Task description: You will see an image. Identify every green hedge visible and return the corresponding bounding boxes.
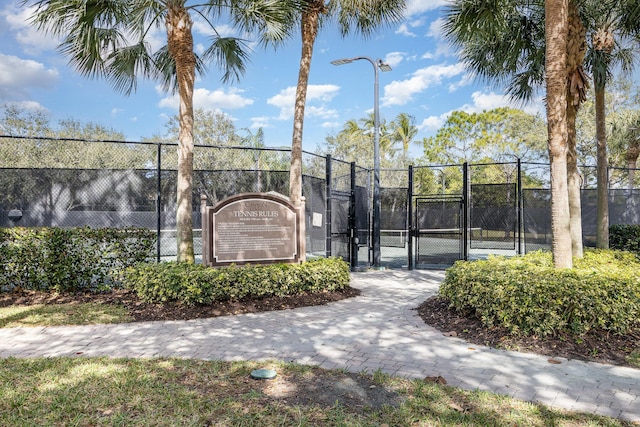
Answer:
[610,224,640,256]
[440,250,640,336]
[0,227,155,292]
[123,257,350,305]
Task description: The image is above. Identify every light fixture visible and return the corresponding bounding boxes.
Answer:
[331,56,392,268]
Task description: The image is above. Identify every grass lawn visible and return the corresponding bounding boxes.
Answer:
[0,302,131,328]
[0,357,634,427]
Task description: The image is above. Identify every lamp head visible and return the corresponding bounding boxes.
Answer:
[331,58,355,66]
[378,60,392,72]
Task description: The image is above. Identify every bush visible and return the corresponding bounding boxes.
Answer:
[439,250,640,336]
[0,227,155,292]
[123,257,350,305]
[610,224,640,256]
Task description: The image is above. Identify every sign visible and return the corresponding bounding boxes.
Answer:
[202,193,304,267]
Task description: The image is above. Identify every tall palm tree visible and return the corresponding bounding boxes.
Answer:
[443,0,577,266]
[545,0,573,268]
[27,0,296,263]
[582,0,640,248]
[288,0,406,208]
[390,112,418,153]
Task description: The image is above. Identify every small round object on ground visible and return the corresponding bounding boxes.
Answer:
[250,368,277,380]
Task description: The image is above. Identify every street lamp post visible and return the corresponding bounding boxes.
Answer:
[331,56,392,268]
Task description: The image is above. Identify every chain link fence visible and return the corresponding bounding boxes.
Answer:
[2,135,639,268]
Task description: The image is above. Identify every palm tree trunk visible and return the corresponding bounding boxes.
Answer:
[566,0,586,258]
[289,4,322,207]
[545,0,572,269]
[167,4,196,263]
[566,103,583,258]
[595,85,609,248]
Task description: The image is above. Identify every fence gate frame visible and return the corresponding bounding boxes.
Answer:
[407,164,469,269]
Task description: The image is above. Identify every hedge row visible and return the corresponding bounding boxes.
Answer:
[1,227,155,292]
[123,257,350,305]
[610,224,640,255]
[440,250,640,336]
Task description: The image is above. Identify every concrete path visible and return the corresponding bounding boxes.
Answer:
[1,269,638,422]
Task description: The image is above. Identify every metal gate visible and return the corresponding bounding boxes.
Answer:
[414,195,465,267]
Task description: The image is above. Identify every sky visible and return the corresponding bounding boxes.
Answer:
[0,0,545,158]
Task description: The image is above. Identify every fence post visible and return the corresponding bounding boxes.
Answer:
[325,154,332,258]
[201,194,208,266]
[156,143,162,263]
[349,162,357,271]
[463,162,469,261]
[517,158,523,254]
[408,165,414,270]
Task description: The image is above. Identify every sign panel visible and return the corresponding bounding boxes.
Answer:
[203,193,302,266]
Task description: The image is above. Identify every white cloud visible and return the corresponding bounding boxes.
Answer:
[448,73,474,92]
[3,4,59,54]
[0,53,59,100]
[306,105,338,119]
[405,0,449,17]
[462,91,544,116]
[321,121,341,129]
[267,84,340,120]
[382,63,466,106]
[384,52,405,68]
[250,116,273,129]
[395,23,416,37]
[193,20,235,38]
[427,17,445,38]
[157,86,254,111]
[417,113,449,132]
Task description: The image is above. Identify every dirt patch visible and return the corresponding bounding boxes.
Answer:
[260,369,404,410]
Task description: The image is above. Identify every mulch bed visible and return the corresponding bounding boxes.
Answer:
[416,296,640,368]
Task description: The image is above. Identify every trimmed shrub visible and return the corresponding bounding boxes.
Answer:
[124,257,350,305]
[610,224,640,256]
[0,227,155,292]
[440,250,640,336]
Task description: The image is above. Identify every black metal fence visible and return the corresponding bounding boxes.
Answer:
[2,135,639,269]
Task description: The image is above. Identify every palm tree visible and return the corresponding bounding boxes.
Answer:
[443,0,575,266]
[390,112,418,153]
[582,0,640,248]
[27,0,296,263]
[610,110,640,190]
[288,0,406,208]
[545,0,573,268]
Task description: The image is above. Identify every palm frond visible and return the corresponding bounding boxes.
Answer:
[152,46,208,93]
[333,0,406,38]
[200,37,251,83]
[104,41,156,95]
[229,0,300,46]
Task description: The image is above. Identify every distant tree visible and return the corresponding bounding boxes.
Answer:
[0,105,144,169]
[581,0,640,248]
[420,108,547,167]
[389,112,418,153]
[0,104,51,136]
[321,112,415,169]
